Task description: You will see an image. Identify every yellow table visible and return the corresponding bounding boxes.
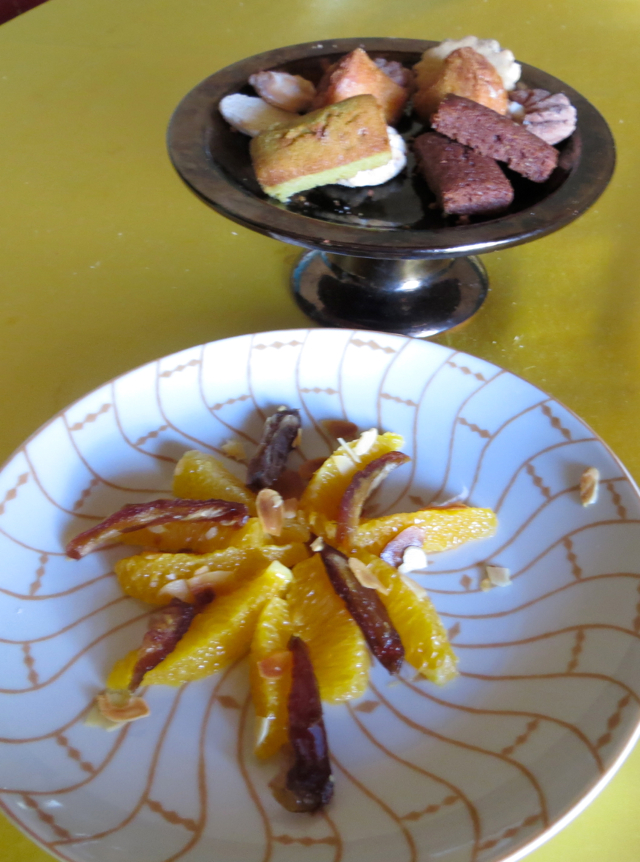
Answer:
[1,0,639,859]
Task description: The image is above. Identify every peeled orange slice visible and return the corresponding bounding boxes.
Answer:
[139,561,293,685]
[106,649,138,691]
[115,543,308,605]
[300,431,404,532]
[228,515,311,548]
[358,551,457,684]
[173,450,256,513]
[250,597,292,759]
[118,521,238,554]
[351,506,497,556]
[288,555,369,703]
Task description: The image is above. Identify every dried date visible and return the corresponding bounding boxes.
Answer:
[66,498,249,559]
[247,408,301,491]
[320,543,404,674]
[129,597,210,690]
[336,451,410,547]
[271,635,334,812]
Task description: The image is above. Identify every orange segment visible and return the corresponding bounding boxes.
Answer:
[173,450,256,514]
[228,515,311,548]
[288,555,369,703]
[106,649,138,691]
[115,543,309,605]
[142,561,293,685]
[300,431,404,533]
[119,521,238,554]
[350,507,497,556]
[250,597,292,759]
[359,552,458,684]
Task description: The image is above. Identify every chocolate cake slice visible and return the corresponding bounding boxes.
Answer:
[431,94,559,182]
[414,132,513,217]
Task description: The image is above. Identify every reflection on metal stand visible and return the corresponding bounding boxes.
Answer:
[292,252,488,337]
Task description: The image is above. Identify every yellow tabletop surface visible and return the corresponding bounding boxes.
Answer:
[1,0,639,859]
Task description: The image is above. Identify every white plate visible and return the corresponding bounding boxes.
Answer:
[2,328,640,862]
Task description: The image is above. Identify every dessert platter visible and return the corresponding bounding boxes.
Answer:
[167,37,615,335]
[1,328,640,862]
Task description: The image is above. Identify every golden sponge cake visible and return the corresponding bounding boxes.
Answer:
[250,94,392,202]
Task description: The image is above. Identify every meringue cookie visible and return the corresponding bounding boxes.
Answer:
[337,126,407,188]
[218,93,294,137]
[415,36,521,92]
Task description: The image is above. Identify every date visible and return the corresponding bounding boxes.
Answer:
[247,408,301,491]
[271,635,334,813]
[336,451,410,548]
[320,543,404,674]
[129,594,213,690]
[66,498,249,559]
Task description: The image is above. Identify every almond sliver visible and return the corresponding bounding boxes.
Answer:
[257,488,284,536]
[580,467,600,506]
[485,565,511,587]
[96,690,150,724]
[348,557,390,594]
[158,579,192,602]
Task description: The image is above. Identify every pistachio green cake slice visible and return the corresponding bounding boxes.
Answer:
[250,94,392,202]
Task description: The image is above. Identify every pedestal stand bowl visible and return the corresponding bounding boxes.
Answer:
[167,38,615,336]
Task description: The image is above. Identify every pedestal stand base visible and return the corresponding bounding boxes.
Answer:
[291,252,488,337]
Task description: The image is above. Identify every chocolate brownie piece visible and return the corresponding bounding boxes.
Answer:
[431,94,559,182]
[414,132,514,217]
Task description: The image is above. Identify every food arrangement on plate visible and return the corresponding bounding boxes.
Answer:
[2,329,639,862]
[218,36,578,220]
[67,409,497,812]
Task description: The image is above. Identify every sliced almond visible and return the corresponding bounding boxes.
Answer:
[352,428,379,458]
[187,570,233,590]
[84,702,122,731]
[333,453,355,474]
[257,650,292,679]
[95,690,150,725]
[400,574,428,601]
[398,546,428,575]
[310,536,325,552]
[322,419,360,442]
[158,579,192,602]
[485,564,511,587]
[348,557,391,594]
[580,467,600,506]
[257,488,284,536]
[220,439,248,462]
[336,441,362,467]
[380,526,425,568]
[480,577,493,592]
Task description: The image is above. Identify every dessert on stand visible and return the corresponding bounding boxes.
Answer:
[167,38,614,336]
